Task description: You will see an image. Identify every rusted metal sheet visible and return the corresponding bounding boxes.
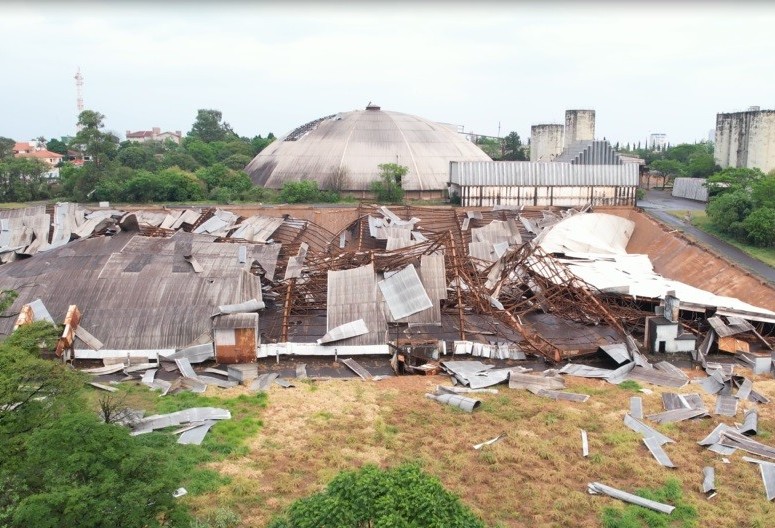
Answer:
[718,336,750,354]
[213,314,257,364]
[55,304,81,357]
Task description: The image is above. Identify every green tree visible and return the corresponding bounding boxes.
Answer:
[502,131,527,161]
[742,207,775,247]
[188,109,236,143]
[160,151,200,172]
[217,140,254,161]
[649,159,685,181]
[116,145,157,171]
[184,138,216,166]
[222,154,252,171]
[371,163,407,203]
[70,110,119,169]
[251,134,275,155]
[0,137,15,159]
[0,322,83,458]
[45,138,68,155]
[196,163,252,194]
[0,157,51,202]
[10,413,183,528]
[475,137,502,159]
[706,189,754,237]
[268,464,484,528]
[750,174,775,209]
[686,153,717,178]
[706,167,764,197]
[279,179,327,203]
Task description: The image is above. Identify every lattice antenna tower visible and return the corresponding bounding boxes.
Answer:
[75,67,84,131]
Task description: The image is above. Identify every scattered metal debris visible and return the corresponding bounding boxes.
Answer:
[178,420,217,445]
[742,457,775,501]
[274,378,295,388]
[718,430,775,460]
[740,409,759,436]
[173,488,188,498]
[643,436,676,468]
[630,397,643,420]
[624,414,674,445]
[425,393,481,412]
[131,407,231,435]
[701,467,716,498]
[587,482,675,514]
[342,358,373,380]
[509,371,565,391]
[473,433,506,450]
[714,395,739,417]
[251,373,279,391]
[296,363,308,379]
[437,385,498,395]
[581,429,589,457]
[528,388,589,402]
[89,382,118,392]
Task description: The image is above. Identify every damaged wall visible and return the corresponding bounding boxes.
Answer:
[600,207,775,312]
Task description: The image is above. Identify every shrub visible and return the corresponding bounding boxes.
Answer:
[268,463,485,528]
[371,163,407,203]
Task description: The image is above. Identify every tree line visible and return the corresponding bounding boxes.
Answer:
[0,109,276,205]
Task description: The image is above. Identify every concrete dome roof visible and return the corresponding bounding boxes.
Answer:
[244,105,491,192]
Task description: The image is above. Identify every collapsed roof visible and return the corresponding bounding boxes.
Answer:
[1,202,773,363]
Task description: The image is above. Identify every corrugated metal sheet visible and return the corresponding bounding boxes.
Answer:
[714,394,739,416]
[554,140,623,165]
[245,108,491,192]
[450,161,638,187]
[672,178,708,202]
[326,263,386,346]
[318,319,369,344]
[378,264,433,320]
[643,436,676,468]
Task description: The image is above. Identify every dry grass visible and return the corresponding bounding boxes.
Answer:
[180,370,775,527]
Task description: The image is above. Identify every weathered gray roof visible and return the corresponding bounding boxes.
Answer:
[245,108,491,192]
[0,231,266,350]
[449,161,639,187]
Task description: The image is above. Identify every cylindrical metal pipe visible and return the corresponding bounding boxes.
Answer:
[425,393,481,412]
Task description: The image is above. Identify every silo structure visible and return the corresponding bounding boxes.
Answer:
[714,109,775,173]
[564,109,596,148]
[530,124,565,162]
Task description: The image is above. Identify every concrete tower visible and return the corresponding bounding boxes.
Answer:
[564,109,595,148]
[530,124,565,162]
[715,108,775,173]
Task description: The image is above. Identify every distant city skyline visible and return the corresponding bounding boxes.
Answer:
[2,2,774,146]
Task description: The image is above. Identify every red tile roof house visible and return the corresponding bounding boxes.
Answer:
[14,143,64,179]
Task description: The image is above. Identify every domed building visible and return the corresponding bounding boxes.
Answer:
[244,103,491,199]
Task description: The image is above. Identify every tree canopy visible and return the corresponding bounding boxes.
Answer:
[268,464,485,528]
[188,109,237,143]
[371,163,407,203]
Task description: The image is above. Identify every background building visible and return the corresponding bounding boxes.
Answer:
[714,107,775,173]
[530,110,596,162]
[649,133,668,150]
[125,127,183,144]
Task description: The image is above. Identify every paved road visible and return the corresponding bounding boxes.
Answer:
[638,189,775,285]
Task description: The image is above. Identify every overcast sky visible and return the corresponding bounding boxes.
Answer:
[2,1,774,146]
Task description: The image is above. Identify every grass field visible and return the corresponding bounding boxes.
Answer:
[114,368,775,527]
